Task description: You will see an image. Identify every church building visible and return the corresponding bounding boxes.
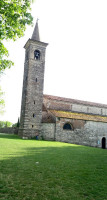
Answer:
[19,21,107,149]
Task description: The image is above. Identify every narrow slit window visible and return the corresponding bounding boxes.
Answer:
[34,101,35,104]
[32,125,34,128]
[33,114,36,118]
[36,78,37,82]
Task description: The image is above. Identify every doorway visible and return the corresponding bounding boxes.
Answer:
[102,137,106,149]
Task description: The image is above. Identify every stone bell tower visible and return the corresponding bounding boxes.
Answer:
[19,20,48,138]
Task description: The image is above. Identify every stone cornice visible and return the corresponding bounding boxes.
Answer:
[24,39,48,49]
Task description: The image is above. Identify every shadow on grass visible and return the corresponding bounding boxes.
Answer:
[0,135,107,200]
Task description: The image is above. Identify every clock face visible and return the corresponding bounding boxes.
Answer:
[34,50,40,60]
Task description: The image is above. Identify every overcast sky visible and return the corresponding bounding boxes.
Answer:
[1,0,107,123]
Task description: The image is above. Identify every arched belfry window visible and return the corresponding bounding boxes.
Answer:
[34,50,40,60]
[63,123,73,130]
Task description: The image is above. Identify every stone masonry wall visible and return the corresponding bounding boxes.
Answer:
[19,40,48,138]
[41,123,55,141]
[72,104,107,116]
[55,118,107,148]
[0,128,18,134]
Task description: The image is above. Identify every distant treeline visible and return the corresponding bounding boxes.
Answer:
[0,118,20,128]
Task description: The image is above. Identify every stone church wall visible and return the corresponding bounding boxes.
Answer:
[72,104,107,115]
[41,123,55,140]
[55,118,107,148]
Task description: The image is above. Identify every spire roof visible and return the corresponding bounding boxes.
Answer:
[31,19,40,41]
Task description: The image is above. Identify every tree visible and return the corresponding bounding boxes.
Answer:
[0,86,5,114]
[0,121,13,128]
[12,118,20,127]
[17,118,20,127]
[0,0,33,72]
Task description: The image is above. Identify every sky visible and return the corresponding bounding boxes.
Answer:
[1,0,107,123]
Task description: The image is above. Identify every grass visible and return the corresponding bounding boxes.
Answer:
[0,134,107,200]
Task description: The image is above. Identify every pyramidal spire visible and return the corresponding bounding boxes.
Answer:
[31,19,40,41]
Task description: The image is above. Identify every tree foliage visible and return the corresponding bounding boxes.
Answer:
[12,118,20,127]
[0,0,33,72]
[0,86,5,114]
[0,120,13,128]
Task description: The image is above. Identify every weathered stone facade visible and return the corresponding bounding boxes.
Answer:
[41,95,107,148]
[19,21,48,138]
[19,21,107,148]
[55,118,107,148]
[0,128,18,134]
[41,123,55,141]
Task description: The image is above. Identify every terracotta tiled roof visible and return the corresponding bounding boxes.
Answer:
[43,94,107,108]
[42,110,56,123]
[42,104,47,111]
[50,110,107,123]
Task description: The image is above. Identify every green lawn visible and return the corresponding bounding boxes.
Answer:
[0,134,107,200]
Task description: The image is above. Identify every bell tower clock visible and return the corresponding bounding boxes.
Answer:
[19,20,48,138]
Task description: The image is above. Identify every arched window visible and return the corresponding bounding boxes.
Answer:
[63,123,73,130]
[34,50,40,60]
